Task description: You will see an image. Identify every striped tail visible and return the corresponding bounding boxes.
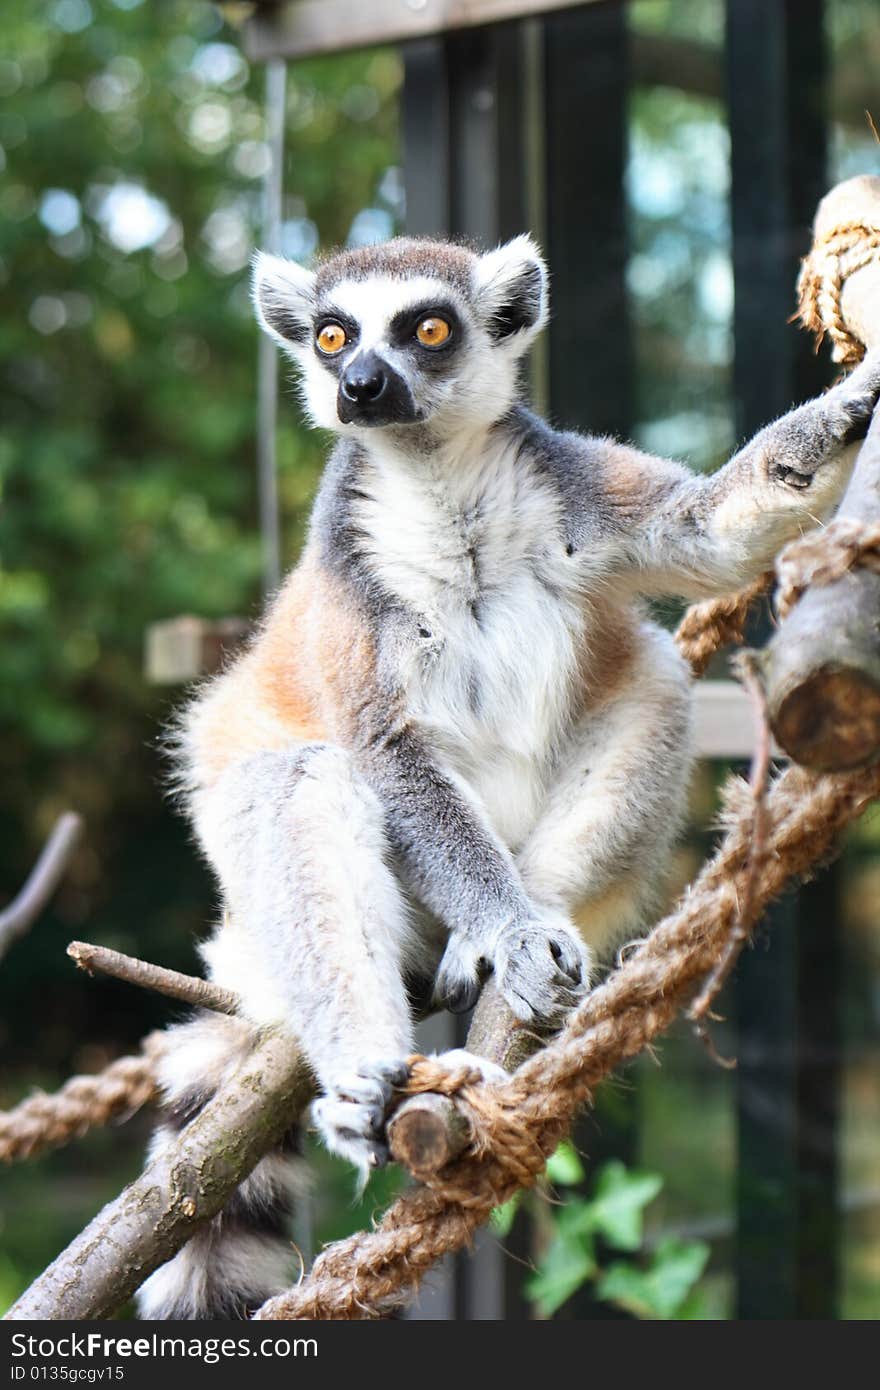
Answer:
[136,1014,306,1321]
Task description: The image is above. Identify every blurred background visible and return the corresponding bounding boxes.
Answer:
[1,0,879,1319]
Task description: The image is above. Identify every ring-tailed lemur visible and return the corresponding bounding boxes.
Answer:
[138,234,880,1318]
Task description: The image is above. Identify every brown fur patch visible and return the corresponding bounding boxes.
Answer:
[594,440,693,524]
[577,603,639,712]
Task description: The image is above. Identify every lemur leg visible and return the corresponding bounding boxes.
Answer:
[194,743,417,1172]
[515,624,693,966]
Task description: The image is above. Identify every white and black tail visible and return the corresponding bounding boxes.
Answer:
[136,1014,306,1321]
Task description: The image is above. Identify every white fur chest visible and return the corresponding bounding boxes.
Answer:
[354,432,585,846]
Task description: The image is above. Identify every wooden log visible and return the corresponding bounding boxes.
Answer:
[762,175,880,771]
[388,980,545,1178]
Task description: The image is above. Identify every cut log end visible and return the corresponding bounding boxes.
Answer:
[387,1094,471,1177]
[772,666,880,771]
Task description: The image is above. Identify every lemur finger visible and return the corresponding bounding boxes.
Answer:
[548,932,589,985]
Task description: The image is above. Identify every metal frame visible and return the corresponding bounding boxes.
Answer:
[244,0,611,64]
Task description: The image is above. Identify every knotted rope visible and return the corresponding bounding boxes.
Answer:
[796,221,880,364]
[674,572,772,676]
[0,1034,163,1163]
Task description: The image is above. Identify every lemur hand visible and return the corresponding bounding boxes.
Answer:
[434,911,591,1024]
[494,914,591,1025]
[762,348,880,489]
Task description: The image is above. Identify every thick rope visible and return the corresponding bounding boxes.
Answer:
[255,755,880,1319]
[0,1034,163,1163]
[674,572,772,676]
[775,517,880,619]
[796,221,880,365]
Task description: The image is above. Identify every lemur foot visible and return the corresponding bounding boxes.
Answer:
[311,1057,408,1174]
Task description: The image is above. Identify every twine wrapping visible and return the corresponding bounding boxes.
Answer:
[796,220,880,365]
[775,517,880,620]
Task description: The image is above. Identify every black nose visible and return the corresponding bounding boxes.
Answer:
[341,353,387,405]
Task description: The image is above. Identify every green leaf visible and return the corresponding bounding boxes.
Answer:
[525,1229,597,1317]
[490,1193,521,1238]
[597,1237,710,1319]
[583,1160,664,1250]
[545,1141,586,1186]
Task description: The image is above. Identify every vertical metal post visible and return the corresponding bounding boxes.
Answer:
[543,3,633,438]
[541,1,635,1321]
[726,0,836,1319]
[257,58,286,597]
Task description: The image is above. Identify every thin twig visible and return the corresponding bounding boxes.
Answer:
[67,941,240,1016]
[0,813,83,962]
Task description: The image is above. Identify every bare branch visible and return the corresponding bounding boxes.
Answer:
[5,1028,316,1320]
[67,941,240,1016]
[0,813,83,962]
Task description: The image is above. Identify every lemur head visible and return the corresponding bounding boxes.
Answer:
[252,235,548,439]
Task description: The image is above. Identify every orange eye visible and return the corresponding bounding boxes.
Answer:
[416,316,451,348]
[316,323,347,355]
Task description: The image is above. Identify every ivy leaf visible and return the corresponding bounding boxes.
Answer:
[525,1229,597,1316]
[490,1193,521,1237]
[597,1237,710,1319]
[571,1160,664,1250]
[545,1141,586,1186]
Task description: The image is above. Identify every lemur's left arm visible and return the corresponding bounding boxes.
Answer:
[600,352,880,598]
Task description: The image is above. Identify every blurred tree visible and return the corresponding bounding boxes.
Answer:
[0,0,401,1067]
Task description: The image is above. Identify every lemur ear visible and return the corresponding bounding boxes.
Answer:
[473,234,548,341]
[252,251,317,348]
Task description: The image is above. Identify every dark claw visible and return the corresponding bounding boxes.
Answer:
[439,977,482,1014]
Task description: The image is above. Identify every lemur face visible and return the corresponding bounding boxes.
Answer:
[253,236,548,438]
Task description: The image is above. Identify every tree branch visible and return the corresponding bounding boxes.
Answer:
[67,940,240,1016]
[0,814,83,963]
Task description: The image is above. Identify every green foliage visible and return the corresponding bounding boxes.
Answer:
[597,1236,710,1320]
[522,1153,709,1319]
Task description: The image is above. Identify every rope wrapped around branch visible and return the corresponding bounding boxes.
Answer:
[255,755,880,1320]
[795,220,880,364]
[775,517,880,620]
[0,1033,164,1163]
